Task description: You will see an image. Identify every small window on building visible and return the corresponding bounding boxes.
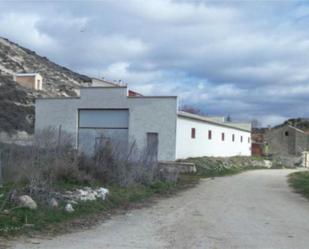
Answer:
[221,132,225,141]
[208,130,212,140]
[241,136,243,143]
[191,128,196,139]
[248,137,251,143]
[285,131,289,136]
[232,134,235,142]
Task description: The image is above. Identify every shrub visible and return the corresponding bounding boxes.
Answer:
[79,139,161,187]
[288,171,309,199]
[0,128,169,202]
[1,128,93,202]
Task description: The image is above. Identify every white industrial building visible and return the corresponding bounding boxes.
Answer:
[35,85,251,161]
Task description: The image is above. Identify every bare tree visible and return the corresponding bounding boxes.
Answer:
[251,119,261,128]
[180,105,204,115]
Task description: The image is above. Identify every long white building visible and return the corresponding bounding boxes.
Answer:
[35,85,251,161]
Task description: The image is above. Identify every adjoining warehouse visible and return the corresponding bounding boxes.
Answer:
[35,84,251,161]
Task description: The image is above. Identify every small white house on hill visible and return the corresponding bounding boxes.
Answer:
[35,85,251,161]
[14,72,43,90]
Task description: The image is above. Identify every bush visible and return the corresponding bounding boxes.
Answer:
[0,128,169,203]
[1,129,94,203]
[78,139,161,187]
[288,171,309,199]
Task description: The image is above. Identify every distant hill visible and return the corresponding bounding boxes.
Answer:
[0,37,91,135]
[273,118,309,132]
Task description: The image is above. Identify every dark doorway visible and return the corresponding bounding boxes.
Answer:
[147,133,159,161]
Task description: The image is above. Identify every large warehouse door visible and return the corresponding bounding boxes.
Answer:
[78,109,129,155]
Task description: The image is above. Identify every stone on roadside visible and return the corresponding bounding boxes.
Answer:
[49,198,59,209]
[97,188,109,200]
[65,203,74,213]
[80,192,96,201]
[68,200,78,205]
[18,195,37,210]
[2,209,9,215]
[264,160,272,168]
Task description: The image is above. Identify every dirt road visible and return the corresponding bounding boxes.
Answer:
[11,169,309,249]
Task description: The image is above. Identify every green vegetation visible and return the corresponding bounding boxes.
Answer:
[274,118,309,132]
[0,151,266,237]
[0,175,198,236]
[288,171,309,199]
[0,76,34,134]
[183,156,266,178]
[1,132,197,237]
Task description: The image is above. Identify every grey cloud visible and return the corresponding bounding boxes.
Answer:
[1,0,309,126]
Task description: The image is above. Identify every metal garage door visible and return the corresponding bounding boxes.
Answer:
[78,109,129,155]
[79,109,128,128]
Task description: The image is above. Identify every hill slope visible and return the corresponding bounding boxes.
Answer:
[274,118,309,132]
[0,37,91,135]
[0,37,91,96]
[0,75,34,134]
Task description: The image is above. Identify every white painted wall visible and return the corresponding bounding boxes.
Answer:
[34,74,43,90]
[36,86,252,161]
[176,116,251,159]
[35,87,178,161]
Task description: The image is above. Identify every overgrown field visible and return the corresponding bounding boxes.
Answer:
[0,130,268,237]
[0,129,198,236]
[0,178,197,236]
[288,171,309,199]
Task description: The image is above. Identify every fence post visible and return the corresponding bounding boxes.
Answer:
[0,152,3,187]
[57,125,62,156]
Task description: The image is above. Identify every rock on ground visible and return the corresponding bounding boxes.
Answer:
[18,195,37,210]
[64,203,74,213]
[48,198,58,209]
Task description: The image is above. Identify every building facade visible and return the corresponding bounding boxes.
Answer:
[176,112,251,158]
[265,124,309,156]
[14,73,43,90]
[251,128,267,156]
[35,86,251,161]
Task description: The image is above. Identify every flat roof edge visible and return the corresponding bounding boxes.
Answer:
[15,73,41,76]
[128,96,177,99]
[178,112,251,132]
[80,86,127,89]
[36,97,80,100]
[36,94,177,100]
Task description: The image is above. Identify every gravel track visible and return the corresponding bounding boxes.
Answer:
[11,169,309,249]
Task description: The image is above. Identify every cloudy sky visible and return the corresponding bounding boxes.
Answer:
[1,0,309,126]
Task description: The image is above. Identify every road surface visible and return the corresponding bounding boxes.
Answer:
[11,169,309,249]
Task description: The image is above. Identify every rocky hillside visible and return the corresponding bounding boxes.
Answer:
[0,75,34,134]
[0,37,91,135]
[274,118,309,132]
[0,37,91,95]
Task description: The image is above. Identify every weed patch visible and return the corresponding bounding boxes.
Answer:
[183,156,266,178]
[288,171,309,199]
[0,176,195,237]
